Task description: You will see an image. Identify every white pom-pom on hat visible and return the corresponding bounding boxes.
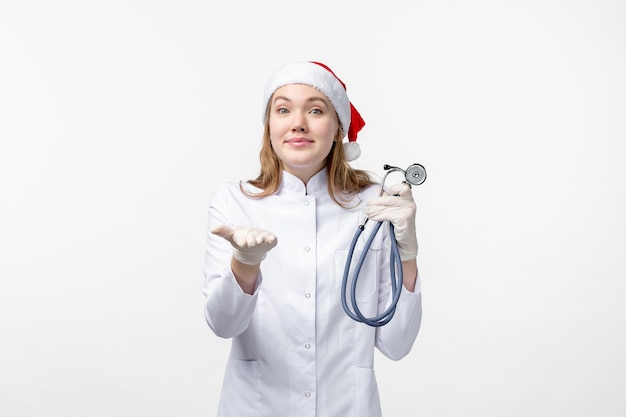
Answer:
[262,61,365,161]
[343,141,361,161]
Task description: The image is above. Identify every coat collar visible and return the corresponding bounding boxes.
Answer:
[278,169,328,196]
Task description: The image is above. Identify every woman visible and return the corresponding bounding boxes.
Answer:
[203,61,422,417]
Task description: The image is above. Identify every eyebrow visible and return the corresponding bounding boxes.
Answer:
[273,96,329,105]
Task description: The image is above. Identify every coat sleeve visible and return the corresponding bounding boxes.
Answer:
[374,223,423,360]
[202,184,262,338]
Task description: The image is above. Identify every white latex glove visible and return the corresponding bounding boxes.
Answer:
[364,182,418,261]
[211,225,278,265]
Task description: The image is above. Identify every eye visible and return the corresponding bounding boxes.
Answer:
[277,107,289,114]
[310,108,323,115]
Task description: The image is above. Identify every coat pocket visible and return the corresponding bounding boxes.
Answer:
[355,367,382,417]
[217,359,259,416]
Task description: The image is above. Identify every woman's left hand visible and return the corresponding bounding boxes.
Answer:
[364,182,418,261]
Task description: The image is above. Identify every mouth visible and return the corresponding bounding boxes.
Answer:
[286,137,314,147]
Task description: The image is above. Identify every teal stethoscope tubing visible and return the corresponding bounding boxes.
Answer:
[341,219,404,327]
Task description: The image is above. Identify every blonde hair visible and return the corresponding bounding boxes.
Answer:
[243,105,374,208]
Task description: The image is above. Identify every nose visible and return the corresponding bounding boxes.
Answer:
[291,112,307,132]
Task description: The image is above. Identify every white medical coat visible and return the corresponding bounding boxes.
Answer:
[203,169,422,417]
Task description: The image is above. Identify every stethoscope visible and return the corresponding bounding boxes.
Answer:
[341,163,427,327]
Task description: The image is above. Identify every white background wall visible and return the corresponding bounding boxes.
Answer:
[1,1,625,416]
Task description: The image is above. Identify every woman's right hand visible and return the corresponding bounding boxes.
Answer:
[211,225,278,265]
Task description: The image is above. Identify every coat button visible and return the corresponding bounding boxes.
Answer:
[305,343,311,349]
[305,392,311,398]
[305,293,311,299]
[304,247,310,252]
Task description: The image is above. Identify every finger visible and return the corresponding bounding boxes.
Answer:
[261,233,277,247]
[211,224,234,239]
[367,196,405,208]
[364,205,392,220]
[389,182,411,196]
[232,230,250,247]
[247,232,259,247]
[257,232,272,245]
[256,232,276,246]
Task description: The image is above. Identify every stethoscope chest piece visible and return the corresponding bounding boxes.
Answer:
[404,163,427,186]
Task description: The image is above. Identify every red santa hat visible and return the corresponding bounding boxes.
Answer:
[262,61,366,161]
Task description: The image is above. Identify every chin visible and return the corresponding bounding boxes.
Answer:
[285,159,325,171]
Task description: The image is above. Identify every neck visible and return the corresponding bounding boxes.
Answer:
[285,165,325,186]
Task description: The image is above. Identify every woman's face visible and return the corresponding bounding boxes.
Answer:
[268,84,339,183]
